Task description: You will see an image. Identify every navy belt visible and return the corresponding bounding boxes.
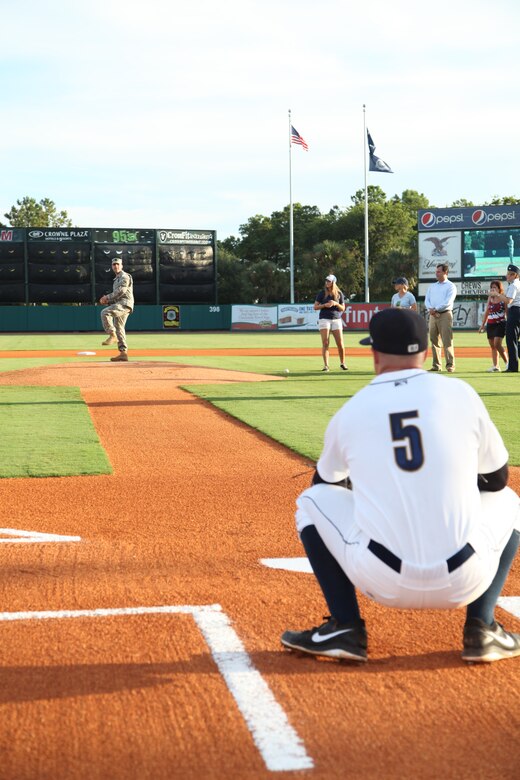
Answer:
[367,539,475,574]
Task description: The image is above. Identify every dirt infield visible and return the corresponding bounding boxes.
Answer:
[0,361,518,779]
[0,346,494,358]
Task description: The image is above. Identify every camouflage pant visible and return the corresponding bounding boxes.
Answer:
[101,304,132,352]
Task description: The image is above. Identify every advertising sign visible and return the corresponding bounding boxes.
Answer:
[418,205,520,231]
[0,228,24,242]
[419,280,498,297]
[157,229,215,246]
[277,304,317,330]
[453,301,479,329]
[418,232,461,278]
[27,228,91,243]
[163,305,180,328]
[343,303,391,329]
[231,305,277,330]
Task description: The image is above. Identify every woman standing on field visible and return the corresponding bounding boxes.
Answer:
[314,274,347,372]
[479,279,508,372]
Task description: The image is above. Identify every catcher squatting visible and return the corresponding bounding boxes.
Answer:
[281,308,520,663]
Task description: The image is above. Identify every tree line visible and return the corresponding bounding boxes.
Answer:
[218,191,519,303]
[3,193,519,304]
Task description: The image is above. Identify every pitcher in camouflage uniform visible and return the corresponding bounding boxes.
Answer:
[99,259,134,362]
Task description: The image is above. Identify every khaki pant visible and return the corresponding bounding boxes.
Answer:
[429,310,455,370]
[101,304,131,352]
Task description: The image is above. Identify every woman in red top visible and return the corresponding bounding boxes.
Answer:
[479,280,508,372]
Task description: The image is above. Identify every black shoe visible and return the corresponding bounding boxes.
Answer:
[281,616,367,662]
[462,618,520,663]
[321,366,330,372]
[340,364,348,371]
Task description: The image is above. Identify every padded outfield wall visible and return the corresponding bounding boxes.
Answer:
[0,302,485,332]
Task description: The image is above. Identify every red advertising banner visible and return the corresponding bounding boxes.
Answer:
[342,303,391,329]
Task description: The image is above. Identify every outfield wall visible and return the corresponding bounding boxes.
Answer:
[0,301,485,332]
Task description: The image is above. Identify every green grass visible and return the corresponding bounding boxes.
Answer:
[0,329,490,350]
[0,332,517,477]
[185,355,520,465]
[0,386,112,477]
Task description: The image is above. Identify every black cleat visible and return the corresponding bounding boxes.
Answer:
[462,618,520,663]
[281,617,367,662]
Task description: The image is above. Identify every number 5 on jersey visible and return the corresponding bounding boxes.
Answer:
[389,411,424,471]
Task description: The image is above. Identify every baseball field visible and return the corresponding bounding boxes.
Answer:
[0,331,518,779]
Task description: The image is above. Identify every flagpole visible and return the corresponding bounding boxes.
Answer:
[289,109,294,303]
[363,104,369,303]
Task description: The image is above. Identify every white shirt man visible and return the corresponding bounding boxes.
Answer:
[281,308,520,664]
[424,263,457,372]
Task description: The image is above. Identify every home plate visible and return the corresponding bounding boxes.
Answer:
[77,351,96,356]
[261,557,312,573]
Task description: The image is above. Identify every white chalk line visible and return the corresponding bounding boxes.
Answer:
[261,557,311,573]
[0,603,312,772]
[0,528,81,544]
[498,596,520,620]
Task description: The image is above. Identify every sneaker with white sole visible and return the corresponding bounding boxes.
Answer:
[340,364,348,371]
[462,618,520,663]
[281,616,367,662]
[486,366,501,372]
[321,366,330,372]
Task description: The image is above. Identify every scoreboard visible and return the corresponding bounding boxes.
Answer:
[417,205,520,296]
[0,227,217,305]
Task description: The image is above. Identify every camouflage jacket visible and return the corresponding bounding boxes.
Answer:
[106,271,134,311]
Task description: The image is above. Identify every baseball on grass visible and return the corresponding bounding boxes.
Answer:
[284,368,290,375]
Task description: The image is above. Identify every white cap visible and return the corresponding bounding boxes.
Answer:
[325,274,337,283]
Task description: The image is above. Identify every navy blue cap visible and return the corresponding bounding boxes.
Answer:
[360,308,428,355]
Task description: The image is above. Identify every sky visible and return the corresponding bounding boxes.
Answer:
[1,0,519,240]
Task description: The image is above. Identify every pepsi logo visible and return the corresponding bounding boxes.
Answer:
[472,209,487,225]
[421,212,436,228]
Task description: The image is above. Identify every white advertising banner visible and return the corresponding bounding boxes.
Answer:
[419,231,462,278]
[417,300,479,329]
[418,280,493,297]
[231,305,278,330]
[277,304,318,330]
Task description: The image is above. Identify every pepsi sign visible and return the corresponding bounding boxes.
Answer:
[418,205,520,231]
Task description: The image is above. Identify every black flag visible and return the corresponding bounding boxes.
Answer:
[367,129,393,173]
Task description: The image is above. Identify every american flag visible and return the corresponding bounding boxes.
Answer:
[291,125,308,151]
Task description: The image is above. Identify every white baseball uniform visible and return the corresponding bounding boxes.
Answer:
[296,368,520,609]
